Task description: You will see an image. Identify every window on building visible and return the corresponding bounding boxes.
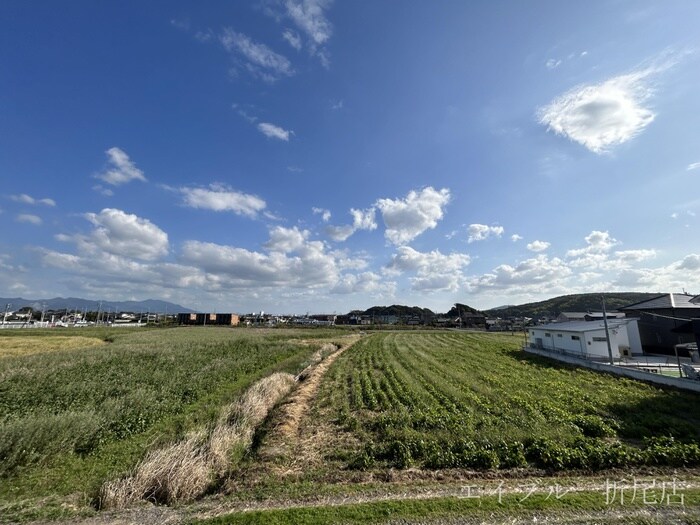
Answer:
[545,333,551,337]
[557,334,563,338]
[592,337,607,342]
[571,335,580,341]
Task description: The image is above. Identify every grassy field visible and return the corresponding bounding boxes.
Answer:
[314,331,700,471]
[0,326,337,521]
[2,328,700,524]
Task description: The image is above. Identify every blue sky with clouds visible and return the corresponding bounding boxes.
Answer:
[1,0,699,313]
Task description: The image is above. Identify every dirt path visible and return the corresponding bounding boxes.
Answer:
[252,334,360,472]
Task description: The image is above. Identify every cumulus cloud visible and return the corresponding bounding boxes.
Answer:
[388,246,471,292]
[94,147,147,186]
[312,207,331,222]
[10,194,56,206]
[538,68,660,153]
[614,249,657,262]
[467,224,504,243]
[220,29,294,82]
[264,225,309,253]
[331,271,395,296]
[257,122,293,141]
[376,187,450,245]
[16,214,42,225]
[511,234,523,242]
[566,230,620,269]
[84,208,169,261]
[179,184,266,218]
[678,253,700,270]
[527,240,550,252]
[326,207,377,242]
[470,255,572,291]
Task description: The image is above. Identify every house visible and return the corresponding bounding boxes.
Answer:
[177,313,240,326]
[620,293,700,356]
[527,319,643,360]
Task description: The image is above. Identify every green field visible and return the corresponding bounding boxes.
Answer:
[2,328,700,524]
[315,331,700,471]
[0,327,334,521]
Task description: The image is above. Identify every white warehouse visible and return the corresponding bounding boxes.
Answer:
[527,319,643,360]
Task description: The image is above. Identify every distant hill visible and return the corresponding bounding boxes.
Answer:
[0,297,194,314]
[482,292,659,319]
[445,303,484,317]
[362,304,435,318]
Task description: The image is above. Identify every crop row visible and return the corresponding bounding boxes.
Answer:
[322,332,700,471]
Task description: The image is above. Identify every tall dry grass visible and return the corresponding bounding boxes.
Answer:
[99,372,296,509]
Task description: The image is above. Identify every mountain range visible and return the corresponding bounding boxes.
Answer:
[0,297,194,314]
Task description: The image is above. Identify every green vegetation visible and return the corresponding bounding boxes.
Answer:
[318,332,700,471]
[485,292,659,318]
[0,327,329,519]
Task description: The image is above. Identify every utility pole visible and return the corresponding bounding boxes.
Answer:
[2,303,10,326]
[602,295,615,365]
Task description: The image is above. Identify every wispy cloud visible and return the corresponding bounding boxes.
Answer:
[257,122,294,141]
[537,58,678,153]
[268,0,333,68]
[220,29,294,82]
[545,58,561,70]
[16,213,42,225]
[94,147,147,186]
[687,162,700,171]
[282,28,302,50]
[10,194,56,206]
[467,224,504,243]
[179,184,267,218]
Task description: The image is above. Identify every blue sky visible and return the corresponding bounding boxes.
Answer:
[1,0,699,313]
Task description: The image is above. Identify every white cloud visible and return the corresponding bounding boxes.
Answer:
[83,208,169,261]
[312,207,331,222]
[538,68,659,153]
[467,224,504,243]
[388,246,470,292]
[264,226,309,253]
[285,0,333,46]
[94,147,147,186]
[470,255,572,291]
[511,234,523,242]
[614,249,657,262]
[257,122,293,141]
[376,187,450,245]
[180,237,339,290]
[545,58,562,70]
[326,207,377,242]
[527,240,550,252]
[678,254,700,270]
[10,194,56,206]
[179,184,266,218]
[220,29,294,82]
[566,230,619,258]
[687,162,700,171]
[282,28,302,50]
[331,271,395,296]
[16,213,42,225]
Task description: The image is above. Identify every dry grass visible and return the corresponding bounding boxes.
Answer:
[0,336,106,358]
[100,372,297,509]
